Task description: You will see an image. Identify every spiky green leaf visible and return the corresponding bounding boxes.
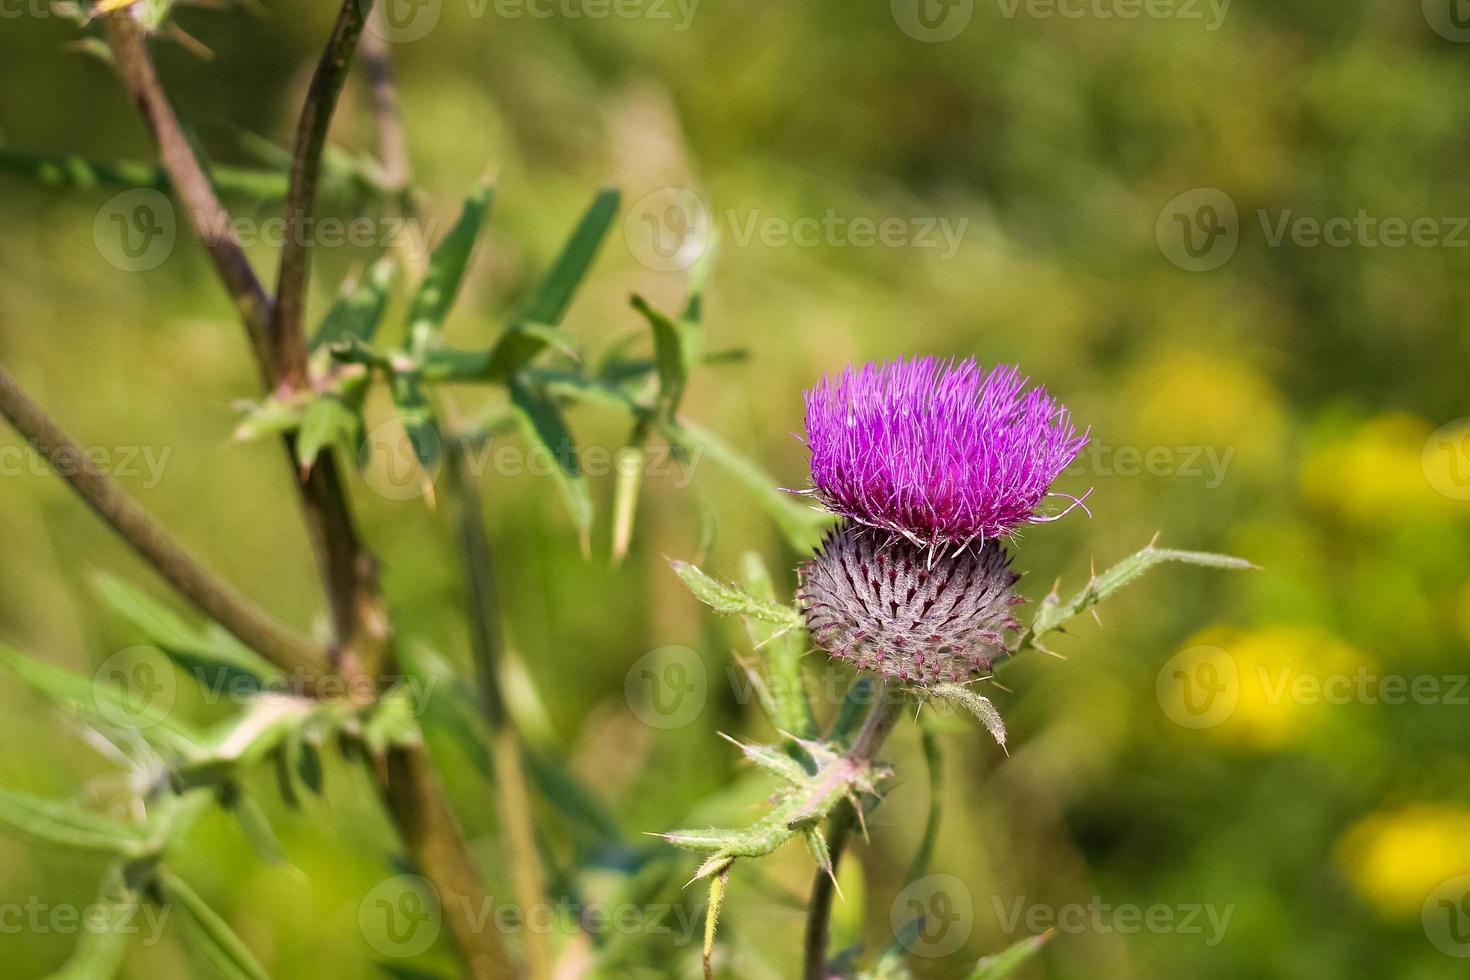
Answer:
[670,561,803,629]
[1029,544,1256,642]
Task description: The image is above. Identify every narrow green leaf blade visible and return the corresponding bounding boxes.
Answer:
[0,640,205,755]
[388,370,441,469]
[230,792,286,866]
[159,872,270,980]
[310,257,397,352]
[515,188,619,326]
[663,419,833,553]
[739,551,815,738]
[0,788,152,858]
[42,869,139,980]
[967,930,1054,980]
[509,377,592,547]
[406,182,493,351]
[630,294,697,421]
[94,575,279,694]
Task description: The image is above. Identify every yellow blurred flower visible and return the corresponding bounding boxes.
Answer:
[1337,804,1470,920]
[1163,625,1372,750]
[1124,350,1285,480]
[1302,413,1459,524]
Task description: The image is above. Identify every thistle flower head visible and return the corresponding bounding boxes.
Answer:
[803,357,1088,547]
[797,523,1022,688]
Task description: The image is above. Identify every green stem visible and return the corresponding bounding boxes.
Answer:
[447,440,554,980]
[0,364,325,676]
[802,680,904,980]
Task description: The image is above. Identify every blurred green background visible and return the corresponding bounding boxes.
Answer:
[3,1,1470,977]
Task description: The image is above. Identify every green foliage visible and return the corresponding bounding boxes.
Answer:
[669,559,803,629]
[966,931,1054,980]
[1024,540,1257,649]
[661,735,889,882]
[159,871,270,980]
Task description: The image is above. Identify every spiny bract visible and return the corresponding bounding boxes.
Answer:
[798,522,1023,688]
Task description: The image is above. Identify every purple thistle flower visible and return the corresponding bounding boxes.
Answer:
[802,357,1089,547]
[798,523,1022,687]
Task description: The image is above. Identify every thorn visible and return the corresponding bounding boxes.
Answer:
[825,862,844,901]
[1148,529,1162,548]
[1090,605,1103,627]
[853,794,871,843]
[1035,642,1067,660]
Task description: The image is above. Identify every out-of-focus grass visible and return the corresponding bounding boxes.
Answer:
[1,2,1469,978]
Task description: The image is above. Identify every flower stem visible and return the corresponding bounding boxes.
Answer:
[447,440,554,980]
[0,363,325,676]
[802,680,904,980]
